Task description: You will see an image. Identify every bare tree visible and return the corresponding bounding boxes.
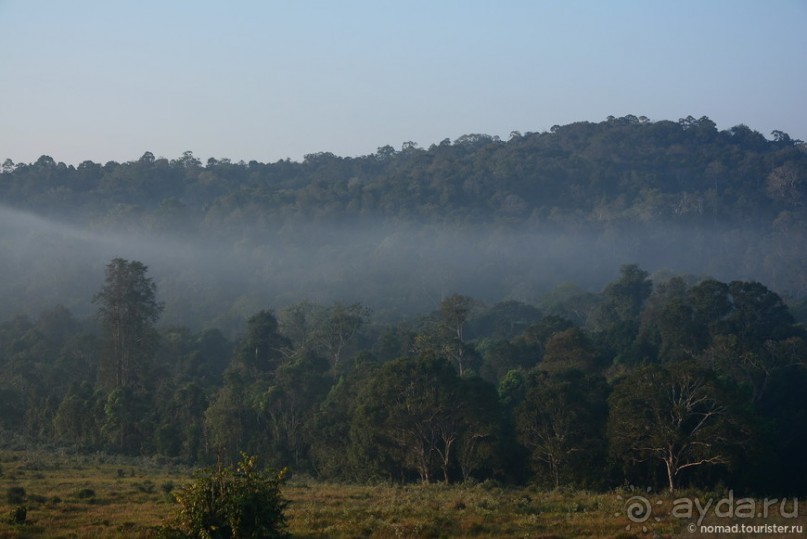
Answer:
[439,294,475,375]
[608,362,749,492]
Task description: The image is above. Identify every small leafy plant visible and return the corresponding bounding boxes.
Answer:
[163,453,289,539]
[8,505,27,525]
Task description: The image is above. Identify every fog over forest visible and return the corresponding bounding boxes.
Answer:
[2,118,807,502]
[2,116,806,330]
[0,203,796,332]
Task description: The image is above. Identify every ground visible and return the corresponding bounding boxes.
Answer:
[0,450,802,538]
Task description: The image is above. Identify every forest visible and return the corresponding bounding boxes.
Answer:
[1,115,806,497]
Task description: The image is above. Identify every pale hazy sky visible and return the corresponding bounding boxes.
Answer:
[1,0,805,165]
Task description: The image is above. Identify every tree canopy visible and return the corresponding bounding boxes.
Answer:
[0,115,806,496]
[2,256,805,495]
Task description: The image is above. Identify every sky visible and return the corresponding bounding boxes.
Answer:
[1,0,806,166]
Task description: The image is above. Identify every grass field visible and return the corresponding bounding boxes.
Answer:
[0,450,803,538]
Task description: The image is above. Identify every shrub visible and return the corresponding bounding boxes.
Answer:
[165,453,289,539]
[76,488,96,499]
[135,480,155,493]
[8,505,26,525]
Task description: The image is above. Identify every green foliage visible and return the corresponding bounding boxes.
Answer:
[2,109,807,504]
[5,117,805,234]
[515,370,609,488]
[466,300,543,342]
[305,368,375,481]
[204,376,254,460]
[1,250,806,496]
[94,258,163,393]
[540,327,599,373]
[351,355,501,483]
[233,311,289,376]
[8,505,26,525]
[607,362,752,492]
[167,453,289,539]
[3,116,807,330]
[593,264,652,329]
[76,488,96,499]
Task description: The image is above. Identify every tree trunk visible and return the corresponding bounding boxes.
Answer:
[665,456,676,493]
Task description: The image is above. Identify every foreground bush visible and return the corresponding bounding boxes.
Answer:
[8,505,26,525]
[162,453,289,539]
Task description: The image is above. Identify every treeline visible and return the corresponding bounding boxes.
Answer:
[1,261,805,495]
[3,116,805,230]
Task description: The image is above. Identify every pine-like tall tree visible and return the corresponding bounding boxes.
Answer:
[93,258,163,391]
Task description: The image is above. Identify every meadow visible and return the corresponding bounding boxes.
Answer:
[0,449,802,538]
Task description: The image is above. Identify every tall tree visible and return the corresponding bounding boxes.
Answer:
[608,362,750,493]
[515,370,609,488]
[438,294,476,375]
[93,258,163,391]
[351,355,465,483]
[314,303,368,369]
[599,264,652,325]
[540,327,599,374]
[233,310,290,376]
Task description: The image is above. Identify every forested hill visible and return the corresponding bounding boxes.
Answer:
[2,115,805,229]
[2,116,806,500]
[1,115,806,326]
[4,117,807,499]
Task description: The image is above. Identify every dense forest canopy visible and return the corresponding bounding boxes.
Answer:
[3,115,805,227]
[0,262,805,495]
[1,116,805,328]
[1,115,806,496]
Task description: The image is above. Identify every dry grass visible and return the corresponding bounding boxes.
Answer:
[1,450,803,538]
[0,449,182,538]
[282,480,640,538]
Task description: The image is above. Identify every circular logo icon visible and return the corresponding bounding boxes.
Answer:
[616,488,663,533]
[624,495,652,523]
